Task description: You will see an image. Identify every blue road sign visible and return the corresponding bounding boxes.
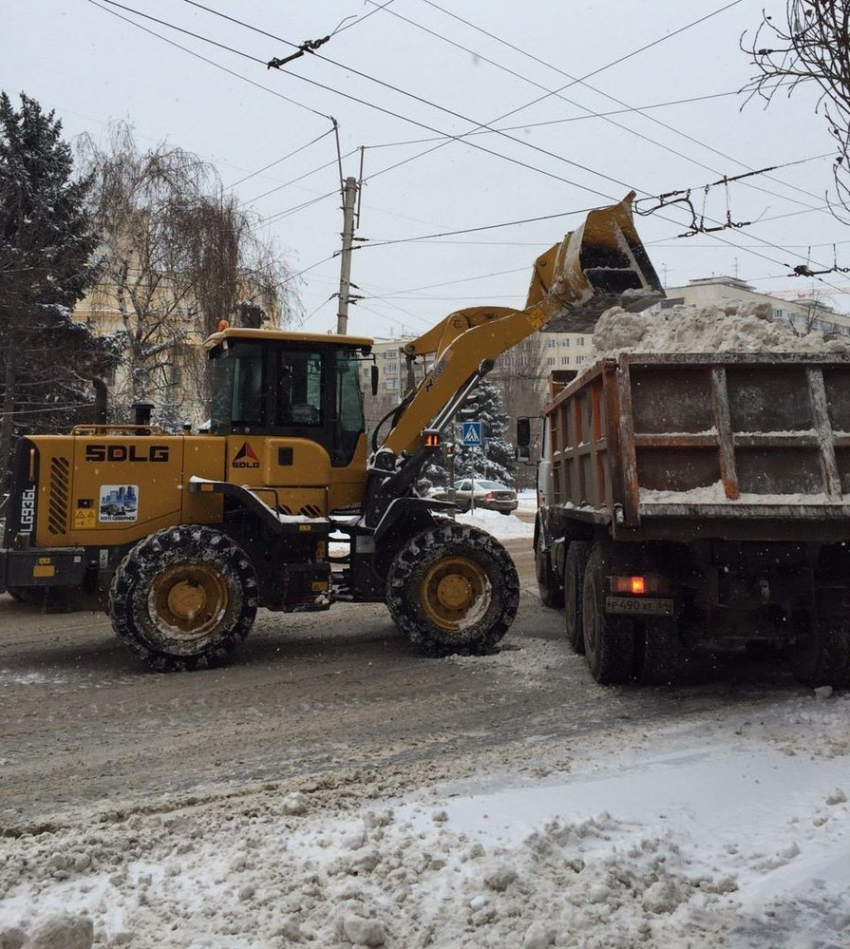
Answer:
[461,421,483,446]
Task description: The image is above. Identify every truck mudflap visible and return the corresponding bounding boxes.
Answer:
[1,547,87,592]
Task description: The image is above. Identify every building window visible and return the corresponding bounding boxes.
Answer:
[385,378,398,391]
[576,337,585,347]
[547,339,556,348]
[575,356,584,365]
[547,357,555,366]
[561,357,570,366]
[386,362,398,374]
[561,337,570,347]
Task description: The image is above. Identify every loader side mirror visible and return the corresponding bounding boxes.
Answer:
[371,364,379,396]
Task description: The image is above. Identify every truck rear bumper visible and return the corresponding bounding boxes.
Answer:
[0,547,88,594]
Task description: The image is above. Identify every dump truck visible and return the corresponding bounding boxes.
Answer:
[0,194,662,671]
[525,352,850,687]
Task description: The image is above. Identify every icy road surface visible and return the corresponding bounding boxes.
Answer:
[1,535,849,946]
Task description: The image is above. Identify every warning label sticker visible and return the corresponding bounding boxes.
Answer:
[99,485,139,523]
[74,508,97,530]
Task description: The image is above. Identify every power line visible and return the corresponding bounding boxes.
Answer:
[240,151,356,208]
[224,128,336,190]
[353,205,604,250]
[413,0,828,214]
[85,0,335,122]
[362,89,775,149]
[102,0,620,204]
[91,0,841,284]
[374,0,822,213]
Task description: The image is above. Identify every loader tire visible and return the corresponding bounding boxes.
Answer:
[788,611,850,689]
[109,525,258,672]
[582,544,634,685]
[535,517,564,609]
[564,541,590,654]
[386,522,519,657]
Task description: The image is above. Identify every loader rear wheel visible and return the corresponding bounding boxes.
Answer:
[582,545,634,685]
[109,526,258,672]
[564,541,590,654]
[386,522,519,656]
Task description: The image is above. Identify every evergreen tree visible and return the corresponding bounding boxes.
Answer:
[455,381,515,486]
[0,91,111,482]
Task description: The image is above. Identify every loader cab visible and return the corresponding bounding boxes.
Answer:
[207,329,373,468]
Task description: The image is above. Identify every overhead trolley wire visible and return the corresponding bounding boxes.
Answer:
[413,0,829,213]
[91,0,845,288]
[224,128,336,190]
[86,0,335,122]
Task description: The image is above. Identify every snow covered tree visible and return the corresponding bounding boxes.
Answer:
[0,91,112,483]
[455,381,515,486]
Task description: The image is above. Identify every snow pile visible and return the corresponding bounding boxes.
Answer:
[455,508,533,539]
[640,481,844,506]
[592,301,850,358]
[2,695,849,947]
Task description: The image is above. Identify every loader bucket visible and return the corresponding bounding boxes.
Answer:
[527,192,664,333]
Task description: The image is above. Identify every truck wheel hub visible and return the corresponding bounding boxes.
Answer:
[421,557,488,632]
[151,563,229,637]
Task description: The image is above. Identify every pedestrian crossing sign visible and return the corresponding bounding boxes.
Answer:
[461,421,483,446]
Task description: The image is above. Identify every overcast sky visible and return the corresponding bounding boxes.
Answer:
[3,0,849,337]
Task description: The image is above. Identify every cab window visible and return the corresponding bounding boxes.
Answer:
[277,350,323,427]
[210,342,264,433]
[336,351,365,465]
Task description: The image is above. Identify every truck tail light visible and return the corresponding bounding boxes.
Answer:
[610,575,669,595]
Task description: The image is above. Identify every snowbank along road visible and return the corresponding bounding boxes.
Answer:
[1,532,849,947]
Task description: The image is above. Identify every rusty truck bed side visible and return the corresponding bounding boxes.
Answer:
[545,352,850,542]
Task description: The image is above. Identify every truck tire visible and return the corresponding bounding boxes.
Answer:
[564,541,590,654]
[109,525,258,672]
[535,517,564,609]
[788,611,850,688]
[582,545,635,684]
[635,618,680,685]
[386,522,519,656]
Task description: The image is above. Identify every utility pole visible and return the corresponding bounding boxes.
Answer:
[336,175,358,335]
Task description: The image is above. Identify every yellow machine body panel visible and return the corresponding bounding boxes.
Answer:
[30,434,226,549]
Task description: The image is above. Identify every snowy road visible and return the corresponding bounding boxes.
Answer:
[1,535,849,946]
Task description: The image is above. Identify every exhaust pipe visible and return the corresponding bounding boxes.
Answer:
[92,378,108,425]
[133,400,155,428]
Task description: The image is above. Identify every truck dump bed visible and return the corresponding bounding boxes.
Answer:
[546,353,850,540]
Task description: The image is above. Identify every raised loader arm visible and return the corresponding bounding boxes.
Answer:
[364,193,663,522]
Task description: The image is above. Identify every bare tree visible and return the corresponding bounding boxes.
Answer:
[79,124,300,426]
[742,2,850,215]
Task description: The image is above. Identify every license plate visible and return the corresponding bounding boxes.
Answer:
[605,595,674,616]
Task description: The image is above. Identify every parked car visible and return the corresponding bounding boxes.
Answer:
[432,479,518,514]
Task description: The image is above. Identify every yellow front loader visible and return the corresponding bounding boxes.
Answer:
[0,194,661,670]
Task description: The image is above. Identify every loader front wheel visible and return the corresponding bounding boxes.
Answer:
[386,522,519,656]
[109,526,258,672]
